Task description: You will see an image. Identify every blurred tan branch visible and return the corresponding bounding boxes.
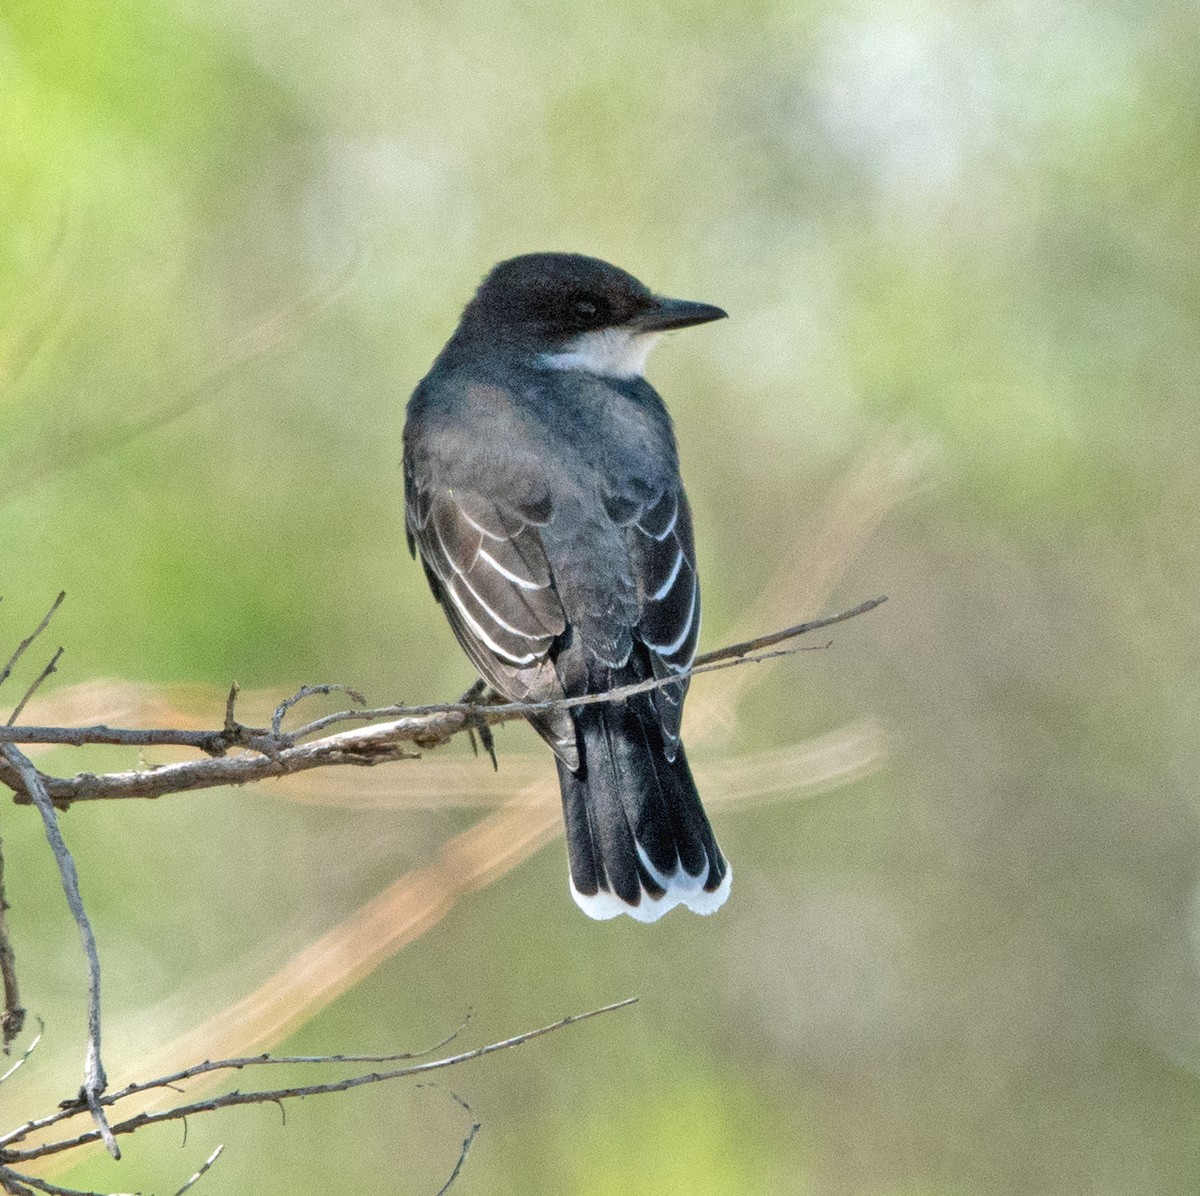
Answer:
[0,207,72,402]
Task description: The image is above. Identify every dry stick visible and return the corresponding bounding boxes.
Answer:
[0,1165,36,1196]
[0,1015,474,1146]
[699,597,888,661]
[0,836,22,1050]
[0,619,886,1184]
[7,648,63,728]
[0,1167,65,1195]
[0,599,887,808]
[1,1010,486,1147]
[1,998,637,1163]
[429,1091,479,1196]
[172,1144,224,1196]
[0,646,836,804]
[272,683,366,737]
[0,747,118,1160]
[0,595,64,693]
[0,599,884,750]
[287,596,890,740]
[0,1166,132,1196]
[0,1019,42,1086]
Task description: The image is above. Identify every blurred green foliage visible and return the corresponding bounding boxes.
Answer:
[5,0,1200,1191]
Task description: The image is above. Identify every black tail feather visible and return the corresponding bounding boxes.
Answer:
[555,695,730,922]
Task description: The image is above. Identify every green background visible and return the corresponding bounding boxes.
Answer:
[5,0,1200,1191]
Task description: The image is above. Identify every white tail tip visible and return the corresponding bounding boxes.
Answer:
[570,853,732,923]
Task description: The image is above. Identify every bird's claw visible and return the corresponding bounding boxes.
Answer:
[460,678,499,772]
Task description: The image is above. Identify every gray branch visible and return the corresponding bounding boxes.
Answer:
[0,598,886,809]
[0,746,118,1159]
[0,998,636,1165]
[0,594,64,695]
[0,836,22,1051]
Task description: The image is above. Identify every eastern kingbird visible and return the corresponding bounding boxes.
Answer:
[403,252,730,922]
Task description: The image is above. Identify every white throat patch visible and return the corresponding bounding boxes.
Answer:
[539,328,662,380]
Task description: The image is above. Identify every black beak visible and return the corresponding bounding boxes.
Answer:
[630,295,728,333]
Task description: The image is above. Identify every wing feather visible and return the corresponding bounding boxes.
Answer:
[405,478,576,765]
[623,485,701,757]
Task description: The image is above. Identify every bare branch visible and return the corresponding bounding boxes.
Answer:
[0,1166,134,1196]
[0,1019,41,1085]
[428,1090,479,1196]
[0,1164,36,1195]
[0,600,886,808]
[1,1009,471,1146]
[0,723,257,755]
[272,683,366,737]
[0,837,22,1051]
[286,597,889,741]
[1,998,637,1163]
[172,1144,224,1196]
[222,682,239,742]
[0,594,65,694]
[7,648,64,728]
[0,447,897,1190]
[0,747,117,1159]
[692,596,888,664]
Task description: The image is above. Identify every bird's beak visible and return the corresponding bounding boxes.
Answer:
[630,296,728,333]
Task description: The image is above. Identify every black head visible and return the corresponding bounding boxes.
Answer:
[458,252,726,346]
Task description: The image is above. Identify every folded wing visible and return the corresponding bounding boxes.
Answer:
[405,477,577,765]
[605,484,701,759]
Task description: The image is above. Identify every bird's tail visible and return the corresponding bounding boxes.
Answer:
[555,697,730,922]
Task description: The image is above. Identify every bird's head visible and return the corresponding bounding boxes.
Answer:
[459,252,726,380]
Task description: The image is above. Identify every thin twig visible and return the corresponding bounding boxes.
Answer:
[0,833,22,1050]
[0,1008,503,1147]
[0,1167,134,1196]
[694,596,887,663]
[0,1163,36,1195]
[272,684,366,737]
[427,1090,479,1196]
[0,1019,40,1085]
[288,597,889,741]
[1,997,637,1162]
[222,682,239,741]
[0,594,65,693]
[172,1144,224,1196]
[0,1017,41,1084]
[7,648,64,727]
[0,747,117,1159]
[0,1009,472,1147]
[0,723,261,754]
[0,601,886,807]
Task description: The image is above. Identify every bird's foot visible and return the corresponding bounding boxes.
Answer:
[459,678,501,771]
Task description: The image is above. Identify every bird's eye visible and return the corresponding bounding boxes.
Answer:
[571,298,600,320]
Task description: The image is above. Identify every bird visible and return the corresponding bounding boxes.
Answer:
[403,252,730,922]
